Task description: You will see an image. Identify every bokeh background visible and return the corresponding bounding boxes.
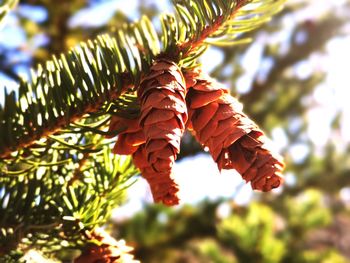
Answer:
[1,0,350,262]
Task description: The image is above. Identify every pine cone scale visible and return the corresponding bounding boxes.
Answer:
[189,90,224,108]
[191,102,219,131]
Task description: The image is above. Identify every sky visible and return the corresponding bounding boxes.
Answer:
[0,0,350,218]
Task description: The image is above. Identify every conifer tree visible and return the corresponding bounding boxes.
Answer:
[0,0,286,261]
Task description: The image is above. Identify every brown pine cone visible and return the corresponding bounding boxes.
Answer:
[107,115,179,205]
[184,69,284,191]
[135,59,188,205]
[107,113,181,206]
[74,228,139,263]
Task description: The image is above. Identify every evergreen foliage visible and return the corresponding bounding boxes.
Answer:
[0,0,287,261]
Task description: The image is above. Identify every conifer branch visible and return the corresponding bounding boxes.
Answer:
[0,0,285,160]
[0,0,287,258]
[0,74,133,159]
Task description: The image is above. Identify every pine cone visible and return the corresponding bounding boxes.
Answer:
[184,70,284,191]
[108,116,180,205]
[135,59,188,205]
[74,228,139,263]
[107,60,187,206]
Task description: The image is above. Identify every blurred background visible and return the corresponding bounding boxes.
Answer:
[1,0,350,262]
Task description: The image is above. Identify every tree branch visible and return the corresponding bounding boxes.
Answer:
[0,74,132,159]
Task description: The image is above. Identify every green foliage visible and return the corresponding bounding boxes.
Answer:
[286,189,332,229]
[114,195,347,263]
[298,250,348,263]
[4,0,349,262]
[194,238,238,263]
[1,151,138,258]
[218,203,286,263]
[0,0,287,258]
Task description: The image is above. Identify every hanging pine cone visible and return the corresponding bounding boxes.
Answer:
[74,228,139,263]
[135,59,188,205]
[184,69,284,191]
[107,115,180,205]
[107,59,187,206]
[108,115,180,205]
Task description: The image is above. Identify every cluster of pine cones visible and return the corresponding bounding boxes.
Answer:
[107,59,284,206]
